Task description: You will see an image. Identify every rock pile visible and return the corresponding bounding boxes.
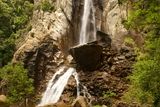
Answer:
[61,45,137,107]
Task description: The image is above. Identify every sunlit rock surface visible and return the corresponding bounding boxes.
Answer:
[97,0,128,47]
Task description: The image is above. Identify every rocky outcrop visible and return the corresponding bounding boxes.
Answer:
[62,46,136,107]
[70,43,103,71]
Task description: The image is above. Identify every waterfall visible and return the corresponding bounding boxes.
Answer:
[37,0,96,106]
[38,67,80,107]
[79,0,96,45]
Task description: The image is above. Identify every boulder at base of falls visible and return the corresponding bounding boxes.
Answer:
[70,43,103,71]
[37,101,71,107]
[0,95,9,107]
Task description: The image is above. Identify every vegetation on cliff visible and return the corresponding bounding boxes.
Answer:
[0,0,33,66]
[36,0,55,12]
[0,0,34,103]
[122,0,160,106]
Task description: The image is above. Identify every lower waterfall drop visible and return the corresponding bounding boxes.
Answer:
[38,66,80,107]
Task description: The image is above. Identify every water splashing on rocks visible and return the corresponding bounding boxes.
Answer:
[38,66,80,107]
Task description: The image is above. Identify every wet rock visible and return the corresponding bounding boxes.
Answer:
[70,44,103,71]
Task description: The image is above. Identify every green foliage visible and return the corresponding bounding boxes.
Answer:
[103,91,116,99]
[37,0,55,12]
[0,63,34,103]
[124,0,160,31]
[124,36,135,47]
[122,0,160,106]
[0,0,33,66]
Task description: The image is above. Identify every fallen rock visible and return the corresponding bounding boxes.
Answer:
[0,95,7,103]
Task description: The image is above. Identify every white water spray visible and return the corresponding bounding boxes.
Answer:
[38,67,80,107]
[79,0,96,44]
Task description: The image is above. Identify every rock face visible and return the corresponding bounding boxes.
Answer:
[71,0,128,47]
[13,0,72,62]
[13,0,128,61]
[13,0,128,74]
[97,0,128,47]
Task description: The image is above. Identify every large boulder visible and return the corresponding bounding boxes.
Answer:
[0,95,9,107]
[70,43,103,71]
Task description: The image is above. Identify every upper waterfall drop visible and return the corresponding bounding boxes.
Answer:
[79,0,96,45]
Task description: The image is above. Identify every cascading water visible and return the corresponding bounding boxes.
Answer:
[38,0,96,106]
[79,0,96,44]
[38,66,80,107]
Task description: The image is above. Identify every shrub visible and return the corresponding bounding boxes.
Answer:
[39,0,55,12]
[124,36,135,47]
[103,91,116,99]
[0,63,34,103]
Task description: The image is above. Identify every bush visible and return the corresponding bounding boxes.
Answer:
[0,63,34,103]
[124,36,135,47]
[38,0,55,12]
